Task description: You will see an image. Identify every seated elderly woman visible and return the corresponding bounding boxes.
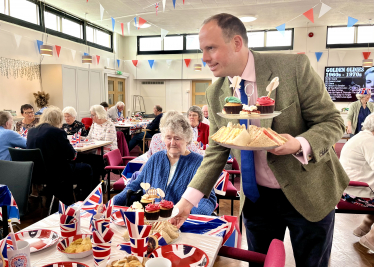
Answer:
[114,113,216,215]
[340,114,374,250]
[0,111,27,160]
[87,105,118,154]
[61,106,88,136]
[16,104,40,132]
[188,106,209,146]
[27,106,93,204]
[147,110,204,158]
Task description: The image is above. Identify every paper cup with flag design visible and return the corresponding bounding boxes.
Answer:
[92,242,111,267]
[60,219,78,238]
[130,237,148,257]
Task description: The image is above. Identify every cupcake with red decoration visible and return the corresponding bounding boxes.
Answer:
[159,200,174,218]
[256,97,275,113]
[145,203,160,220]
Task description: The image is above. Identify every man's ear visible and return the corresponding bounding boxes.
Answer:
[232,35,244,52]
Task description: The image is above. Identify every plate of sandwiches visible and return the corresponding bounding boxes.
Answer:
[217,111,281,120]
[211,123,287,150]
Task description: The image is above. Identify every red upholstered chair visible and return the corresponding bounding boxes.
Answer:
[336,181,374,215]
[218,239,285,267]
[81,118,93,131]
[334,142,345,159]
[103,149,136,200]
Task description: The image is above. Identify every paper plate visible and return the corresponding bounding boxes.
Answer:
[14,229,59,253]
[217,111,281,120]
[216,142,279,151]
[56,234,93,259]
[41,262,90,267]
[148,244,209,267]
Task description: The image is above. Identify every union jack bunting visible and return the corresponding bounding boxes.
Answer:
[0,235,14,266]
[92,243,111,267]
[129,237,148,257]
[120,210,145,227]
[79,183,103,215]
[155,2,159,15]
[214,171,229,196]
[359,88,371,95]
[0,185,20,223]
[20,127,28,138]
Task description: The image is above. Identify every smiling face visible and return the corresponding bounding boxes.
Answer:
[22,108,35,122]
[117,105,124,112]
[164,131,187,158]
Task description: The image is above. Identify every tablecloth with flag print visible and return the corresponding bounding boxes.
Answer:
[0,184,20,223]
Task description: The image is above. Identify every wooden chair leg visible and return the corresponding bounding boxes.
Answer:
[240,213,243,233]
[216,198,220,215]
[231,199,234,215]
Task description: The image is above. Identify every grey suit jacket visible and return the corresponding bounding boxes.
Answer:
[188,51,350,222]
[107,106,122,121]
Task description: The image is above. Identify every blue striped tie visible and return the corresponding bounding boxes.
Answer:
[238,79,260,202]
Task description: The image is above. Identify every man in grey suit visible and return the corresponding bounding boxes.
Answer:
[171,14,349,266]
[107,101,125,121]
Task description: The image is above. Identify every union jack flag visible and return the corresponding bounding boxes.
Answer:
[214,171,229,196]
[129,237,148,257]
[60,219,78,238]
[227,154,233,163]
[0,185,20,223]
[155,2,159,15]
[79,183,103,215]
[92,243,111,267]
[127,222,152,239]
[20,127,28,138]
[359,88,371,95]
[0,235,14,266]
[71,133,77,145]
[120,210,144,227]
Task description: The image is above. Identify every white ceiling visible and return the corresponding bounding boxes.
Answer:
[44,0,374,36]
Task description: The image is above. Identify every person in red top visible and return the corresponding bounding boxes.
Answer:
[187,106,209,146]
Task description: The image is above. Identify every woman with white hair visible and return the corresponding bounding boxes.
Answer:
[187,106,209,146]
[27,106,93,205]
[347,89,374,136]
[0,111,26,160]
[107,101,125,121]
[61,106,88,136]
[87,105,117,154]
[340,114,374,249]
[113,113,216,215]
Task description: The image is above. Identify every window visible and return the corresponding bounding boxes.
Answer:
[139,37,162,51]
[247,31,264,48]
[2,0,39,24]
[327,27,354,44]
[164,36,183,50]
[86,26,94,43]
[357,26,374,44]
[62,18,82,39]
[186,35,199,50]
[266,30,292,47]
[44,11,59,31]
[96,29,110,48]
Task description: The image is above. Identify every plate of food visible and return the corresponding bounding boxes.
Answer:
[56,234,92,259]
[41,262,90,267]
[211,123,287,151]
[148,244,209,267]
[217,111,281,120]
[106,255,145,267]
[14,229,59,253]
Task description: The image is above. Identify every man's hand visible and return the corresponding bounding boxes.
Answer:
[268,134,301,155]
[347,125,352,134]
[169,198,194,228]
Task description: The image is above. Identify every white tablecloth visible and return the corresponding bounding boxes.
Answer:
[25,212,223,267]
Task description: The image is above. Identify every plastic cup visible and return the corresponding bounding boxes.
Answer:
[145,258,171,267]
[7,240,31,267]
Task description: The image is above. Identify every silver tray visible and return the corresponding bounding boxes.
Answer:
[217,111,281,120]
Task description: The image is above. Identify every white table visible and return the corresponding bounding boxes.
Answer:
[25,212,223,267]
[74,141,112,155]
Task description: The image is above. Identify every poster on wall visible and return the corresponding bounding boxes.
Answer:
[324,66,374,102]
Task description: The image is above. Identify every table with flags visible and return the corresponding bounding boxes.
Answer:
[0,185,20,238]
[68,130,113,155]
[114,118,151,135]
[0,183,241,267]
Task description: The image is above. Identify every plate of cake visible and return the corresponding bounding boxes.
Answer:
[211,123,287,150]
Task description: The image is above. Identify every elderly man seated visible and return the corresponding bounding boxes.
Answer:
[128,105,163,152]
[340,114,374,250]
[114,113,216,215]
[107,101,125,121]
[201,105,210,125]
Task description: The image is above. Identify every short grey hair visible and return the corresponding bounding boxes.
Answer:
[90,105,107,120]
[161,114,193,144]
[356,94,369,100]
[62,106,77,118]
[160,110,181,128]
[365,67,374,77]
[362,114,374,132]
[0,111,12,127]
[116,101,125,108]
[38,106,63,128]
[188,106,203,123]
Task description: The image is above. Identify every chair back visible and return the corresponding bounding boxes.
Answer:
[0,160,33,218]
[81,118,93,130]
[8,148,48,184]
[334,143,345,159]
[103,149,123,167]
[232,158,240,171]
[264,239,286,267]
[116,131,130,156]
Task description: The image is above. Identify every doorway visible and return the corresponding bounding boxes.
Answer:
[192,80,212,108]
[108,77,126,108]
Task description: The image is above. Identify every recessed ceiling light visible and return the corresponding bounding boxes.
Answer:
[133,22,151,28]
[240,16,257,23]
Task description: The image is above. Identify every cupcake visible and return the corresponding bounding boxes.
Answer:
[145,204,160,220]
[140,194,153,208]
[256,96,275,114]
[240,104,261,115]
[128,201,144,211]
[223,97,242,114]
[159,200,174,218]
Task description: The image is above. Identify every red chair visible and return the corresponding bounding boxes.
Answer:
[334,142,345,159]
[81,118,93,131]
[218,239,285,266]
[103,149,136,200]
[336,181,374,214]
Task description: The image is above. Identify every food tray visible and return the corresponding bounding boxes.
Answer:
[216,142,279,151]
[217,111,281,120]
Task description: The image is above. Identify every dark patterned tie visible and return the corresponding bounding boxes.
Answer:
[238,79,260,202]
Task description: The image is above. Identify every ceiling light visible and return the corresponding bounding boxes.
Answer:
[133,22,151,29]
[240,16,257,23]
[194,64,202,71]
[82,55,93,64]
[40,45,53,56]
[363,59,373,68]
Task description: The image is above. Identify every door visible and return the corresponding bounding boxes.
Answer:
[108,77,125,108]
[192,80,212,108]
